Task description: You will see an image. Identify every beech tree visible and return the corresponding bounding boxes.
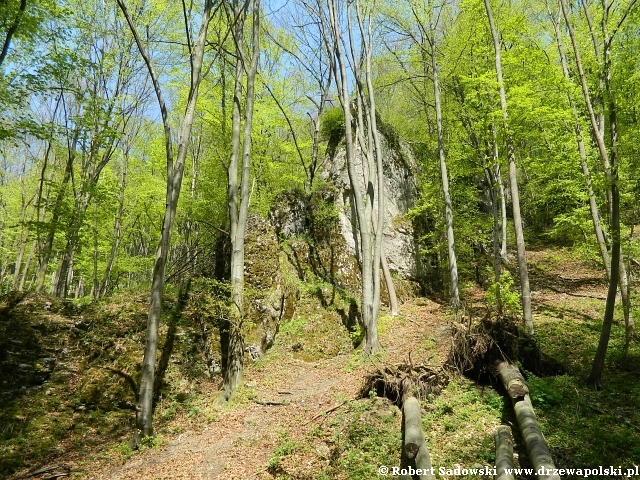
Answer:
[116,0,213,439]
[220,0,260,401]
[484,0,533,334]
[321,0,388,354]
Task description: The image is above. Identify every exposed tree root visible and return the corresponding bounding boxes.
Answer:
[360,363,449,407]
[446,315,565,383]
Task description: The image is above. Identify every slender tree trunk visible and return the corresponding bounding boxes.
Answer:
[99,157,127,298]
[587,169,620,388]
[431,32,460,309]
[36,147,75,293]
[12,223,30,290]
[559,0,621,387]
[328,0,379,355]
[221,0,260,401]
[485,165,503,315]
[485,0,533,334]
[18,241,35,291]
[491,126,508,258]
[600,5,634,343]
[117,0,212,439]
[549,4,611,277]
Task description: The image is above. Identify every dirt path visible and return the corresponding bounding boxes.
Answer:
[91,298,447,480]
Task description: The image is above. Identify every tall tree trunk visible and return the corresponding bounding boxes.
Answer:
[431,30,460,309]
[548,3,611,277]
[221,0,260,401]
[117,0,212,439]
[327,0,379,355]
[559,0,620,388]
[485,0,533,334]
[357,0,392,321]
[600,3,634,344]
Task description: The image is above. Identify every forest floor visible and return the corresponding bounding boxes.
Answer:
[3,248,640,480]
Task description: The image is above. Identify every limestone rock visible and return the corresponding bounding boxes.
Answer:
[319,131,420,279]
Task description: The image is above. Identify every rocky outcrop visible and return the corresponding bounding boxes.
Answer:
[243,214,296,356]
[272,128,422,282]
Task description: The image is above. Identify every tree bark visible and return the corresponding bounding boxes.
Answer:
[485,0,533,334]
[495,425,515,480]
[117,0,212,439]
[221,0,260,402]
[430,26,460,309]
[497,362,560,480]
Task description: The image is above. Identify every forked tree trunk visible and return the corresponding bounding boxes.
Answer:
[485,0,533,334]
[117,0,212,439]
[559,0,625,387]
[327,0,379,355]
[356,1,395,320]
[548,4,611,277]
[221,0,260,402]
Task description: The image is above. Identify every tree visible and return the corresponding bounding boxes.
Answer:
[484,0,533,334]
[422,0,460,308]
[322,0,385,355]
[558,0,634,388]
[116,0,213,439]
[220,0,260,401]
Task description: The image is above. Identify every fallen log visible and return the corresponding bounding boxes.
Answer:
[402,396,434,480]
[496,361,528,400]
[496,362,560,480]
[495,425,515,480]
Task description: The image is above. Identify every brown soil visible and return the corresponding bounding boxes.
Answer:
[75,297,450,480]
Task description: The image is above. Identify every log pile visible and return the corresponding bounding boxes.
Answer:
[496,361,560,480]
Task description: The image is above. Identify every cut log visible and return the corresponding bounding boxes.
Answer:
[496,361,528,399]
[497,362,560,480]
[514,396,560,480]
[402,396,434,480]
[403,397,424,459]
[494,425,515,480]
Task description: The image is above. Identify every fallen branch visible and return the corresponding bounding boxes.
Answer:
[16,465,70,479]
[254,400,288,406]
[305,400,349,424]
